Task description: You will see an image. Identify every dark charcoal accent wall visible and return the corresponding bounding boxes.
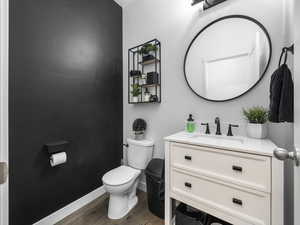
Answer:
[9,1,122,224]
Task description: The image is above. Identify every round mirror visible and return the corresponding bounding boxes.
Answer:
[184,15,272,102]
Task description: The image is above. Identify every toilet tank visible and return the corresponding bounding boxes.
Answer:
[127,138,154,170]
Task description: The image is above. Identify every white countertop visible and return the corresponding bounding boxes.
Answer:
[164,131,277,157]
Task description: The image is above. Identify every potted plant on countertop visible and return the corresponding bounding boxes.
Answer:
[243,106,269,139]
[131,84,141,103]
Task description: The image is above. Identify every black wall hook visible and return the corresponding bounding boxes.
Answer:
[283,44,294,55]
[279,44,294,67]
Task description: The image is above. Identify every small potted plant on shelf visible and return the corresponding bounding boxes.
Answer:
[131,84,141,103]
[243,106,269,139]
[138,43,158,62]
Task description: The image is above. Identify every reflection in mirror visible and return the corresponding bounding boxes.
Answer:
[184,16,272,102]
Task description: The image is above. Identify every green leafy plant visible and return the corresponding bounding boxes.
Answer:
[138,43,158,55]
[131,84,142,97]
[243,106,269,124]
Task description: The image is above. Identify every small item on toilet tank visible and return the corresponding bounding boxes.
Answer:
[186,114,196,133]
[133,119,147,140]
[50,152,67,167]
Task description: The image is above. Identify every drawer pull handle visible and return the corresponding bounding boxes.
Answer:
[185,156,192,161]
[232,165,243,172]
[185,182,192,188]
[232,198,243,206]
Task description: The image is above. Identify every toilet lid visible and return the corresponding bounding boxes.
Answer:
[102,166,140,186]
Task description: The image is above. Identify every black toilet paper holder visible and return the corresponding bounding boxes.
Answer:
[44,141,69,155]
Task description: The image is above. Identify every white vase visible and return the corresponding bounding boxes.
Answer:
[246,123,268,139]
[132,96,139,103]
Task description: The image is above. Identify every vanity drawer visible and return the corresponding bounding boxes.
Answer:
[170,143,271,193]
[171,169,270,225]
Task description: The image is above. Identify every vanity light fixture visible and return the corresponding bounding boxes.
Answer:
[191,0,204,6]
[192,0,227,10]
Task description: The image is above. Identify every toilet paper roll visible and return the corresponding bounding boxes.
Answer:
[50,152,67,167]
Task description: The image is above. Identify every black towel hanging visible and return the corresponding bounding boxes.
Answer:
[270,44,294,123]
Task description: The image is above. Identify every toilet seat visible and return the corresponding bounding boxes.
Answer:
[102,166,140,186]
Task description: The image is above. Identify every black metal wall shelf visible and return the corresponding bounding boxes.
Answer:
[128,39,161,104]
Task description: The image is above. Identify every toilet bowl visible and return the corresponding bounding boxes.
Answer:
[102,166,141,219]
[102,138,154,219]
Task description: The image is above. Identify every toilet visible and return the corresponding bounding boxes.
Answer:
[102,138,154,219]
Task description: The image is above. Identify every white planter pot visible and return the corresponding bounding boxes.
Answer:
[246,123,268,139]
[132,96,139,103]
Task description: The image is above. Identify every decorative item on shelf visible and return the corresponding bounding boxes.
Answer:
[128,39,161,104]
[138,43,158,62]
[130,70,142,77]
[131,84,141,103]
[149,95,158,103]
[243,106,268,139]
[142,54,155,63]
[139,73,147,85]
[144,88,151,102]
[133,119,147,140]
[147,72,159,85]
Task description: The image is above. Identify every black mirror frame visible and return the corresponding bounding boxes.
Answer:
[183,15,272,102]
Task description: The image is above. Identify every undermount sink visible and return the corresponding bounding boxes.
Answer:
[187,133,245,144]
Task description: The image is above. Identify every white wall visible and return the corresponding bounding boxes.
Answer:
[123,0,291,156]
[123,1,294,223]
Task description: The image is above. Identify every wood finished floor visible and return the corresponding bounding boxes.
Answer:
[56,191,164,225]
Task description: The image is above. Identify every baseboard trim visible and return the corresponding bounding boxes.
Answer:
[34,186,106,225]
[138,181,147,192]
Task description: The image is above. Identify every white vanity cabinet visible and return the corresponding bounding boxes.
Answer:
[164,132,283,225]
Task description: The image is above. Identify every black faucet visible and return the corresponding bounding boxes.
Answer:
[227,124,239,136]
[215,117,221,135]
[201,123,210,134]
